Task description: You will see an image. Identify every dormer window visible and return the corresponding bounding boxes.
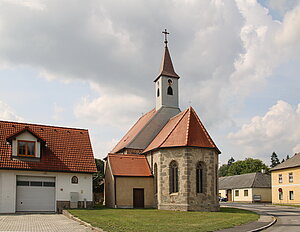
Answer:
[18,140,35,157]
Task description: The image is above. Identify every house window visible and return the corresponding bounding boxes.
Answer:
[278,174,282,183]
[196,162,205,193]
[157,88,160,97]
[169,161,178,193]
[71,176,78,184]
[290,191,294,200]
[279,191,283,200]
[18,140,35,157]
[289,173,293,183]
[235,190,239,197]
[154,163,158,194]
[244,190,248,197]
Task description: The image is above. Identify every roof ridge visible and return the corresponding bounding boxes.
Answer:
[0,120,88,131]
[156,108,189,148]
[190,107,217,148]
[185,107,192,146]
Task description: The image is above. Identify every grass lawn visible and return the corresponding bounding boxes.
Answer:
[69,207,259,232]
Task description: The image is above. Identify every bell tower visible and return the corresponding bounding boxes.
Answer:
[155,29,180,111]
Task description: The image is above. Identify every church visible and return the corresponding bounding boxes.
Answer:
[104,31,220,211]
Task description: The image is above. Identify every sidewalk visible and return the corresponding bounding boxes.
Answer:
[216,205,276,232]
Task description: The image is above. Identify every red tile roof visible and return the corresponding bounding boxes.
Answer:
[111,108,157,153]
[0,120,97,173]
[154,46,180,82]
[108,154,152,177]
[144,107,220,153]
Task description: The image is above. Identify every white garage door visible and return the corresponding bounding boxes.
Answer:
[16,176,55,212]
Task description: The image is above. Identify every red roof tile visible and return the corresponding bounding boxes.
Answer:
[144,107,220,153]
[154,46,180,82]
[0,120,97,173]
[111,108,157,153]
[108,154,152,177]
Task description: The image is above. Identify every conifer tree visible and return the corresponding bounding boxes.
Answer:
[271,152,280,168]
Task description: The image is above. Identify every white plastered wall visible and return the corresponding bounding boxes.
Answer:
[12,131,41,158]
[0,169,93,213]
[155,76,179,110]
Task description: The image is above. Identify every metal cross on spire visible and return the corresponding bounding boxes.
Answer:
[162,29,170,47]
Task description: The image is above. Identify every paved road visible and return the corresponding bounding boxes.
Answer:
[0,213,93,232]
[223,203,300,232]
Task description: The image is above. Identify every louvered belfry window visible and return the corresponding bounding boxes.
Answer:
[170,161,179,193]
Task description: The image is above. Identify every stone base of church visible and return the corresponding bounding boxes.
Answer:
[158,203,220,212]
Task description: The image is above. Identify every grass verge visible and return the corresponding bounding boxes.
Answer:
[69,207,258,232]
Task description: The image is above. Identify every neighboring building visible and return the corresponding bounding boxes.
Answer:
[0,121,97,213]
[271,153,300,204]
[219,173,271,203]
[105,35,221,211]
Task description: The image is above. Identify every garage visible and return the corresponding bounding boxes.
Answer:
[16,176,56,212]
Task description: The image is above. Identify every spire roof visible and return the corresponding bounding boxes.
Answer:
[154,46,180,82]
[143,107,220,153]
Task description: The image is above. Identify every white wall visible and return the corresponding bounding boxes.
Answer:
[0,170,93,213]
[155,76,179,110]
[12,131,41,158]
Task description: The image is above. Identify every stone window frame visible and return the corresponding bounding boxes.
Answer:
[169,160,179,194]
[244,190,248,197]
[196,161,206,194]
[154,163,158,194]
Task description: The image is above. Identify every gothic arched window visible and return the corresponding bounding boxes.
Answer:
[154,163,158,194]
[71,176,78,184]
[196,162,205,193]
[167,86,173,95]
[157,88,160,97]
[169,161,179,193]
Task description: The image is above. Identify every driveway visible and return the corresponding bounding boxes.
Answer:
[0,213,93,232]
[222,203,300,232]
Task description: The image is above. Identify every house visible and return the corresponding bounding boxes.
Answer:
[0,121,96,213]
[104,34,221,211]
[271,153,300,204]
[219,172,271,203]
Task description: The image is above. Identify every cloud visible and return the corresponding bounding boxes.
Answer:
[74,84,151,129]
[0,100,23,122]
[228,100,300,156]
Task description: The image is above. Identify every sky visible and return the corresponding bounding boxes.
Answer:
[0,0,300,166]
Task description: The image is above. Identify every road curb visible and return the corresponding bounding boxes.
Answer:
[63,210,105,232]
[248,215,277,232]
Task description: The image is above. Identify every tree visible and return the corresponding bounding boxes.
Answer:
[281,159,285,163]
[218,157,236,177]
[270,152,280,168]
[93,158,104,193]
[286,155,290,160]
[228,157,235,166]
[227,158,269,176]
[218,164,229,177]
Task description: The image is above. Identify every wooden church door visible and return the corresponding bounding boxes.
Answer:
[133,188,144,208]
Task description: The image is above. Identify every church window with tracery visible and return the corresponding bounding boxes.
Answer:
[154,163,158,194]
[196,162,205,193]
[169,161,178,193]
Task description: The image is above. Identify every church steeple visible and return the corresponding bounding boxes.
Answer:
[155,29,180,111]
